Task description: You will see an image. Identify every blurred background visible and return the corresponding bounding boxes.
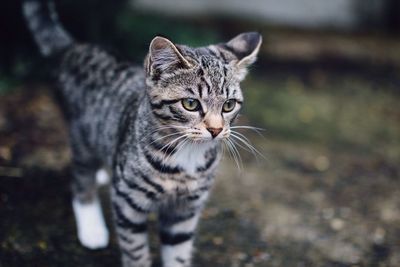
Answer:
[1,0,399,266]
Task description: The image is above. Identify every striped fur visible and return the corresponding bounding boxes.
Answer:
[23,0,73,56]
[23,1,262,266]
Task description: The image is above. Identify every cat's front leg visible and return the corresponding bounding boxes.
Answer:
[159,192,209,267]
[112,182,152,267]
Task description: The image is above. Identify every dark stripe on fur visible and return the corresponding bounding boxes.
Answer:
[113,204,148,233]
[219,49,227,62]
[197,84,203,98]
[150,99,180,110]
[169,106,189,123]
[185,88,195,95]
[114,185,148,213]
[117,231,133,243]
[187,194,201,201]
[138,170,165,194]
[176,257,186,264]
[197,155,216,172]
[221,44,248,60]
[148,135,177,155]
[207,48,217,57]
[132,243,146,252]
[144,150,181,174]
[201,77,211,95]
[120,248,143,261]
[121,174,158,200]
[160,231,193,245]
[160,212,195,225]
[152,110,174,121]
[196,68,204,76]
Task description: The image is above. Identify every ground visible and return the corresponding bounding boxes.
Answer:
[1,30,400,267]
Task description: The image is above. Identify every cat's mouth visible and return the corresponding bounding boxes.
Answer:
[186,129,230,142]
[188,137,222,143]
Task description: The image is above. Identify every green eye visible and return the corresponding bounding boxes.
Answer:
[222,99,236,112]
[182,98,200,111]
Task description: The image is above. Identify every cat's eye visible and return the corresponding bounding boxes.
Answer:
[182,98,201,111]
[222,99,236,112]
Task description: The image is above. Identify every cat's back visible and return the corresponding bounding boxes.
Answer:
[59,44,145,97]
[57,44,146,164]
[58,44,145,118]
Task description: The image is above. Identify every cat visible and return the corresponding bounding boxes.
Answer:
[23,1,262,266]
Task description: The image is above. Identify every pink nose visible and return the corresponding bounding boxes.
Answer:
[207,127,222,138]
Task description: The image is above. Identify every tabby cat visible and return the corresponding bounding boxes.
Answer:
[23,1,262,266]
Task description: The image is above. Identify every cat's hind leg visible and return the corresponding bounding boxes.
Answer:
[71,156,109,249]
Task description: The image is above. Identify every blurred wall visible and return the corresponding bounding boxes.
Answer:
[132,0,387,30]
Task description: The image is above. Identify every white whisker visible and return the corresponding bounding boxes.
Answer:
[222,140,234,167]
[140,125,189,142]
[150,134,188,164]
[158,134,189,155]
[230,125,266,137]
[146,131,183,147]
[225,138,242,171]
[230,132,266,160]
[230,125,265,131]
[229,137,253,154]
[164,138,189,164]
[162,134,189,157]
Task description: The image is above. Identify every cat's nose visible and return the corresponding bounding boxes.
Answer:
[207,127,223,138]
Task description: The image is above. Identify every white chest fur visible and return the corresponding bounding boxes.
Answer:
[171,142,214,176]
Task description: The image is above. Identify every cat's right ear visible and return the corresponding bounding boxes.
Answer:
[145,36,192,77]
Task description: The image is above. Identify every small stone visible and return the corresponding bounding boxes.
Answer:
[37,240,47,250]
[0,146,11,161]
[235,252,247,261]
[330,218,345,231]
[381,205,398,222]
[212,236,223,246]
[314,155,330,171]
[372,227,386,244]
[253,252,270,263]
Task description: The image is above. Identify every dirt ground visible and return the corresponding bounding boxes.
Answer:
[0,84,399,267]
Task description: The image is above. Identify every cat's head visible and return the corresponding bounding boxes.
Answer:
[144,32,262,142]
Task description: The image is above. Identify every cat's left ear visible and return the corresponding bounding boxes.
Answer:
[222,32,262,68]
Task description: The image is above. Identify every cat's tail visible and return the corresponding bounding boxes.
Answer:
[23,0,73,57]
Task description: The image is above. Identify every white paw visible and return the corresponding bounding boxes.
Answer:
[73,198,109,249]
[96,169,111,186]
[78,222,109,249]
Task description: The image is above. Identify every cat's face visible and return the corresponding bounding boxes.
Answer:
[145,32,262,142]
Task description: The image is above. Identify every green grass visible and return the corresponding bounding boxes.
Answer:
[242,75,400,160]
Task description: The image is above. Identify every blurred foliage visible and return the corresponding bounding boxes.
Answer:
[56,0,219,60]
[113,10,219,61]
[0,0,222,84]
[0,76,19,95]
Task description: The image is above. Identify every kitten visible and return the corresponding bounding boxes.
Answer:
[23,1,262,266]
